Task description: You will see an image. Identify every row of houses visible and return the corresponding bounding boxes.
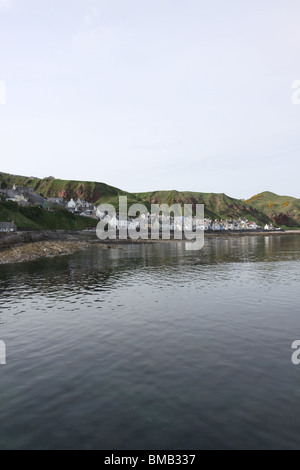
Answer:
[0,185,279,232]
[0,185,98,219]
[100,213,277,232]
[0,185,44,206]
[181,217,277,232]
[66,198,97,217]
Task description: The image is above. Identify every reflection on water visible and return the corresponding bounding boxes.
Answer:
[0,235,300,449]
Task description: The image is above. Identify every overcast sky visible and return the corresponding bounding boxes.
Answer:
[0,0,299,198]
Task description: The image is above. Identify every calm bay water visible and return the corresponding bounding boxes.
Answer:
[0,235,300,449]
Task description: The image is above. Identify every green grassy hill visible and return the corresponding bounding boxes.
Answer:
[245,192,300,228]
[135,190,273,225]
[2,172,299,229]
[0,200,97,230]
[0,172,126,204]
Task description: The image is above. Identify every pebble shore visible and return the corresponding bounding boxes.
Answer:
[0,240,93,265]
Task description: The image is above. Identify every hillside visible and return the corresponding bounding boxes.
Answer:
[2,172,299,228]
[135,191,273,226]
[0,201,97,231]
[246,192,300,228]
[0,172,126,204]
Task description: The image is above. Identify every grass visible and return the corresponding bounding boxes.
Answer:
[245,191,300,227]
[0,201,97,230]
[0,172,126,204]
[133,190,273,225]
[1,172,300,228]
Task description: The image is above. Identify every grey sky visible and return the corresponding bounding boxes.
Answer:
[0,0,299,198]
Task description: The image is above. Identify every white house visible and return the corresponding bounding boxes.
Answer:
[212,222,221,231]
[15,194,28,204]
[68,199,76,210]
[96,207,107,220]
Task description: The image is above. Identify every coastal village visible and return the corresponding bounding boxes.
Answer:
[0,183,278,233]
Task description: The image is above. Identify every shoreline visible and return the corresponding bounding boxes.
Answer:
[0,240,94,265]
[0,229,300,265]
[203,229,300,237]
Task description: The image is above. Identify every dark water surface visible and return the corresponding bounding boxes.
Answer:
[0,235,300,450]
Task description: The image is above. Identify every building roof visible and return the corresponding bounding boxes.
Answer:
[26,193,45,204]
[5,190,16,198]
[48,198,63,202]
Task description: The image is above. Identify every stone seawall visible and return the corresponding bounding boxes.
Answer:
[0,240,95,265]
[0,230,95,249]
[1,228,299,251]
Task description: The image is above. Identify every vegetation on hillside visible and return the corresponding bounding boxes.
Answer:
[245,192,300,227]
[0,201,97,230]
[0,172,125,204]
[1,172,299,229]
[134,191,273,226]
